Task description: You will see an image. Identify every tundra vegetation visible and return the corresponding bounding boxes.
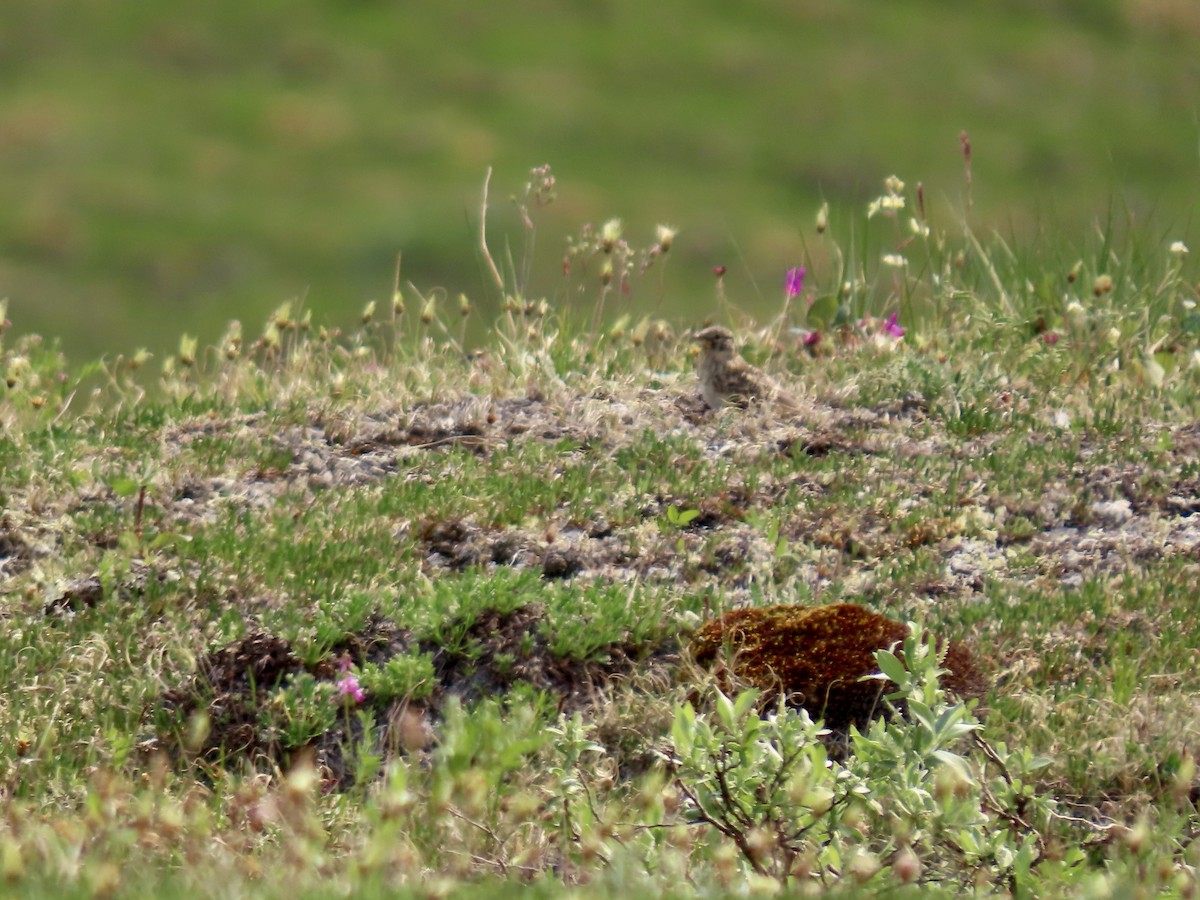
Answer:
[2,167,1200,896]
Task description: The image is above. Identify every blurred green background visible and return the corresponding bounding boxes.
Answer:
[2,0,1198,361]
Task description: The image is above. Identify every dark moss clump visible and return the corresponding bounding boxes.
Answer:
[153,605,675,785]
[691,603,985,732]
[158,631,313,767]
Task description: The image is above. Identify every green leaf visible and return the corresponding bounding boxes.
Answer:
[1013,840,1037,887]
[906,698,935,732]
[874,649,908,686]
[671,704,696,757]
[108,477,142,498]
[807,294,839,330]
[1025,755,1053,773]
[665,505,700,527]
[715,690,736,731]
[731,689,760,722]
[932,750,975,783]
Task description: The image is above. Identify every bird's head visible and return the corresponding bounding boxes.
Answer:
[693,325,737,363]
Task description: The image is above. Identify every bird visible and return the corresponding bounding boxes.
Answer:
[693,325,799,412]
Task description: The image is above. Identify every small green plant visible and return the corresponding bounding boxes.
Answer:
[419,697,554,870]
[262,672,339,750]
[291,592,377,667]
[358,652,436,703]
[663,504,700,529]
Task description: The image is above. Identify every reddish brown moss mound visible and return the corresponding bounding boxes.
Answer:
[691,603,985,731]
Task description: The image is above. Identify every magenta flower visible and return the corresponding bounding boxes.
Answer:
[785,267,806,298]
[882,312,905,338]
[334,654,365,703]
[802,329,822,347]
[337,673,366,704]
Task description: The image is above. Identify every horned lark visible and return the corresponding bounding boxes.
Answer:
[693,325,799,411]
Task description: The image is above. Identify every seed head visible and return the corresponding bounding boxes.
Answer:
[816,202,829,234]
[655,224,677,253]
[600,218,622,253]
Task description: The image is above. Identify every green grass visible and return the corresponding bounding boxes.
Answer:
[4,185,1200,895]
[3,0,1199,361]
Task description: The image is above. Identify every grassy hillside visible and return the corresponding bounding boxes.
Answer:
[3,197,1200,893]
[1,0,1198,361]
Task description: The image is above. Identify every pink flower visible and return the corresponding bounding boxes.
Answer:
[785,267,806,298]
[337,673,366,704]
[802,329,822,347]
[1042,331,1060,345]
[334,658,365,703]
[881,312,905,338]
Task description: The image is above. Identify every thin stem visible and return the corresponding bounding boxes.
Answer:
[479,167,505,295]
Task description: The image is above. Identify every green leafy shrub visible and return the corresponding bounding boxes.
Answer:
[665,627,1061,892]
